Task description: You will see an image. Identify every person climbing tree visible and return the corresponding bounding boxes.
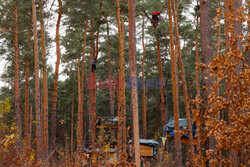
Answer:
[152,11,160,28]
[91,58,98,72]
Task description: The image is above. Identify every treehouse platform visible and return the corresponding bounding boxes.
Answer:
[164,117,198,145]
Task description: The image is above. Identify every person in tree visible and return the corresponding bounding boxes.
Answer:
[152,11,160,28]
[194,5,200,11]
[91,58,98,72]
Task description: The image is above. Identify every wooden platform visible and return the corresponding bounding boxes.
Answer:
[140,144,154,157]
[129,144,155,157]
[166,135,198,145]
[181,138,198,145]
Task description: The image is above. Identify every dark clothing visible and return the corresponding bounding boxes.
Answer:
[152,14,159,28]
[92,59,97,65]
[152,14,159,23]
[152,11,160,28]
[158,30,162,37]
[91,64,96,72]
[194,5,200,11]
[91,59,97,72]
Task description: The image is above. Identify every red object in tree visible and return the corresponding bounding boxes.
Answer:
[152,11,160,15]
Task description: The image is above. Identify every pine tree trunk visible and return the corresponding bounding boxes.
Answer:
[39,0,49,158]
[200,0,213,102]
[224,0,230,52]
[77,21,88,154]
[95,2,102,60]
[200,0,215,152]
[71,96,74,155]
[88,19,94,149]
[51,0,62,157]
[40,83,44,156]
[167,0,182,166]
[91,3,102,151]
[24,30,31,150]
[115,0,126,158]
[14,4,22,141]
[228,0,241,166]
[195,9,201,151]
[81,21,88,148]
[233,0,243,73]
[216,2,222,165]
[106,17,115,139]
[247,3,250,66]
[172,0,194,154]
[156,106,159,132]
[24,59,30,150]
[216,0,221,57]
[157,39,168,127]
[115,0,122,156]
[77,56,82,154]
[128,0,140,166]
[29,105,33,150]
[233,0,243,53]
[142,14,147,139]
[91,58,96,152]
[91,3,103,148]
[121,1,127,151]
[83,109,87,148]
[32,0,42,158]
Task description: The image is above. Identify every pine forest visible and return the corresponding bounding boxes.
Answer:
[0,0,249,166]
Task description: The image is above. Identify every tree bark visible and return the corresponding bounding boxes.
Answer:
[14,4,22,141]
[91,46,97,153]
[195,8,201,151]
[142,14,147,139]
[120,2,127,152]
[228,0,241,166]
[246,2,250,66]
[128,0,140,166]
[83,109,87,149]
[51,0,62,156]
[91,3,102,151]
[77,55,82,154]
[115,0,127,158]
[167,0,183,166]
[29,105,33,150]
[216,0,221,57]
[157,39,168,127]
[106,16,115,139]
[200,0,215,152]
[40,81,44,156]
[216,2,222,166]
[80,21,88,149]
[172,0,194,155]
[233,0,243,74]
[24,59,30,150]
[144,9,168,128]
[200,0,213,100]
[39,0,49,158]
[71,96,74,155]
[95,2,102,60]
[77,21,88,154]
[24,30,32,150]
[224,0,230,53]
[233,0,243,52]
[88,19,94,149]
[32,0,42,158]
